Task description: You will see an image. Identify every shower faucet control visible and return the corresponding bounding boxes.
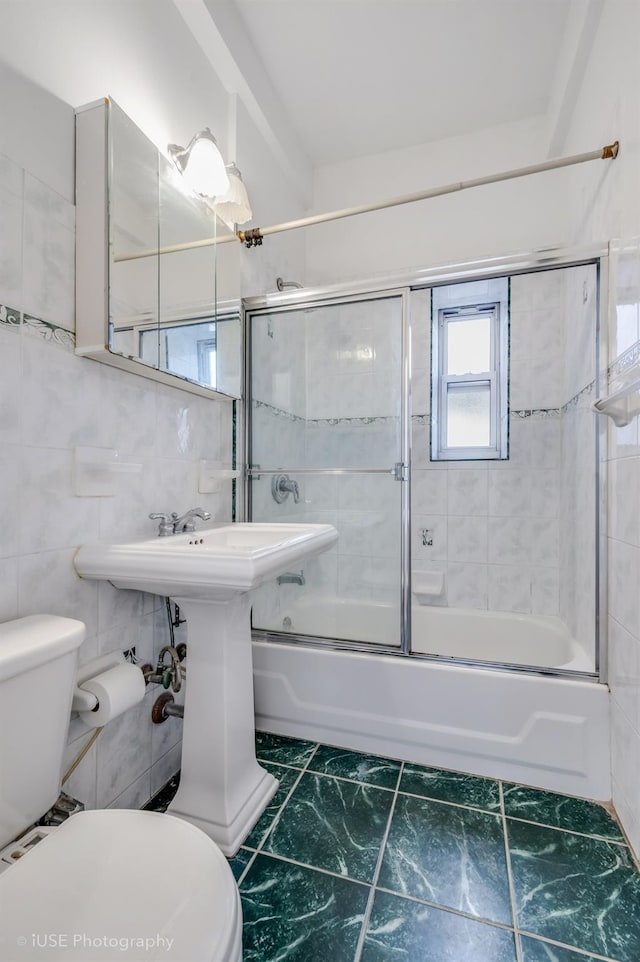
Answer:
[271,474,300,504]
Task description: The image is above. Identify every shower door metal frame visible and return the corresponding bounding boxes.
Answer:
[242,241,609,683]
[243,287,412,653]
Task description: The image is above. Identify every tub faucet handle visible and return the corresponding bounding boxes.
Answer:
[271,474,300,504]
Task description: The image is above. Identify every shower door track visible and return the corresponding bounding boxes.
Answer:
[251,629,600,683]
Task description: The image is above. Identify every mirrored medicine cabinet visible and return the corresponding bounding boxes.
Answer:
[75,97,242,399]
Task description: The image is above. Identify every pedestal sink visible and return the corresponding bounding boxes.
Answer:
[74,522,337,854]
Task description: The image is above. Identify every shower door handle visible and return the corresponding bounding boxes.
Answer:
[392,462,408,481]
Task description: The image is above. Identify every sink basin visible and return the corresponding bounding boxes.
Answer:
[74,522,337,600]
[74,521,337,856]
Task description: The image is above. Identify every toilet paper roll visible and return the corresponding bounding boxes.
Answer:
[79,662,146,728]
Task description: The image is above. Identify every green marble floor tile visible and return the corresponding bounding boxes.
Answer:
[503,784,624,841]
[228,847,254,881]
[263,772,394,883]
[254,731,317,768]
[240,853,369,962]
[308,744,401,790]
[509,820,640,962]
[378,793,512,925]
[361,890,517,962]
[244,763,301,848]
[399,763,501,811]
[520,936,602,962]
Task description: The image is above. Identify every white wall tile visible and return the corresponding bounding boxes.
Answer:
[488,517,528,565]
[609,538,640,638]
[151,743,182,796]
[0,557,19,622]
[488,564,531,613]
[528,518,559,566]
[0,151,23,198]
[96,697,152,808]
[0,450,20,558]
[609,616,640,733]
[18,547,100,642]
[608,457,640,546]
[0,183,22,307]
[0,328,22,448]
[22,173,75,329]
[411,467,447,515]
[411,514,447,563]
[19,447,100,554]
[447,469,488,516]
[611,702,640,847]
[107,769,152,811]
[446,562,488,609]
[531,566,559,616]
[447,516,487,563]
[61,732,98,810]
[488,468,530,517]
[21,336,110,449]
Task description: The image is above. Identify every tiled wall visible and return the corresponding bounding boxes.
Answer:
[0,148,233,811]
[607,239,640,857]
[558,266,598,655]
[411,276,563,616]
[412,267,597,644]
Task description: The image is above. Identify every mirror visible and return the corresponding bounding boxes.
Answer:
[75,98,242,399]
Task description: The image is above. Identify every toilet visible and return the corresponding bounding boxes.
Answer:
[0,615,242,961]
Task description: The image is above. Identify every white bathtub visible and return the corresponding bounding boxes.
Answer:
[258,598,592,671]
[252,601,610,800]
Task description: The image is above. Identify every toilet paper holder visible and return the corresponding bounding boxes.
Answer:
[72,651,126,712]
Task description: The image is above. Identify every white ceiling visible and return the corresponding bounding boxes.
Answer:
[231,0,572,166]
[0,0,577,200]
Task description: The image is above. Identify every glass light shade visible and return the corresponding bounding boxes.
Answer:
[214,164,253,227]
[169,129,230,198]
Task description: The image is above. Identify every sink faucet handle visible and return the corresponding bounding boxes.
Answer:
[149,513,175,537]
[170,507,212,534]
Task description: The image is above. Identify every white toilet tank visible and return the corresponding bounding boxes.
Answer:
[0,615,85,848]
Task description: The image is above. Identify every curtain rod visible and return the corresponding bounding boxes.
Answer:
[114,141,619,262]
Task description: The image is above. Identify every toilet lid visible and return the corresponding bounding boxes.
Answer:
[0,810,241,962]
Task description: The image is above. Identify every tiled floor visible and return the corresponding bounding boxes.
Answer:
[148,734,640,962]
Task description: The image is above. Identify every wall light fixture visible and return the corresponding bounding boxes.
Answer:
[214,163,252,227]
[167,128,229,199]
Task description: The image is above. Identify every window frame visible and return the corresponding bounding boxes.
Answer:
[431,299,508,461]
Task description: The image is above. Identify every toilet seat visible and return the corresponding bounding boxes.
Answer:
[0,809,242,961]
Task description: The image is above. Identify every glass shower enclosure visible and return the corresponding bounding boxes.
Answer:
[246,290,411,651]
[244,251,605,678]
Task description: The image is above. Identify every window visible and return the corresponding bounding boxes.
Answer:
[139,319,218,388]
[431,279,509,460]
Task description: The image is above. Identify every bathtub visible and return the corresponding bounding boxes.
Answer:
[256,598,592,671]
[251,600,610,800]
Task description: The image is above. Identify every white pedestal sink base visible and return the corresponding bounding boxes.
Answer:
[168,764,278,857]
[74,523,339,855]
[165,593,278,857]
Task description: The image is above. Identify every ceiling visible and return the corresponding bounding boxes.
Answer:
[230,0,572,166]
[0,0,576,198]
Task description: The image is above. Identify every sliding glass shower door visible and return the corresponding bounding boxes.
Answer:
[246,291,409,649]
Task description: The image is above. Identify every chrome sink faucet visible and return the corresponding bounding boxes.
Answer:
[149,507,211,536]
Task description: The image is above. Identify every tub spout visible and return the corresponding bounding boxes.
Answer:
[277,571,305,586]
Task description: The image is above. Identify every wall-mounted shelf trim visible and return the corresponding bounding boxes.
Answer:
[592,373,640,427]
